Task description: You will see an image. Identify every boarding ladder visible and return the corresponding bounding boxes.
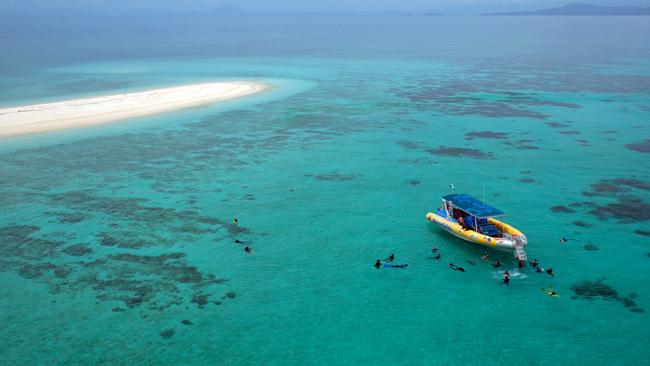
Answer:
[514,245,527,261]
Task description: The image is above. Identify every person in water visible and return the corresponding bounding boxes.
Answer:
[560,237,580,243]
[481,252,489,261]
[518,260,525,269]
[374,260,382,269]
[384,253,395,262]
[493,260,502,268]
[542,285,558,297]
[546,268,554,277]
[503,270,510,286]
[466,259,477,266]
[535,266,544,273]
[449,263,466,272]
[233,218,238,225]
[531,259,539,268]
[235,239,245,244]
[244,246,252,253]
[432,246,439,253]
[434,253,442,260]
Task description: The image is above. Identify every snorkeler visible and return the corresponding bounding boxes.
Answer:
[384,253,395,262]
[233,218,238,225]
[503,270,510,286]
[432,246,439,253]
[434,253,442,260]
[481,252,489,260]
[374,260,382,269]
[449,263,466,272]
[546,268,554,277]
[235,239,245,244]
[493,260,502,268]
[518,260,525,269]
[542,285,559,297]
[244,246,252,253]
[535,266,544,273]
[531,259,539,268]
[560,237,580,243]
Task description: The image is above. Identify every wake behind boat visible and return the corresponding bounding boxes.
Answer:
[426,194,528,260]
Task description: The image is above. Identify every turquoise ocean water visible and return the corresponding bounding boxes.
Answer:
[1,15,649,365]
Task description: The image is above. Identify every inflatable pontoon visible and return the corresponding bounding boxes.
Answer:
[426,194,528,260]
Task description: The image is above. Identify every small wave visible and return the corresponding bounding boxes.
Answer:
[492,269,528,280]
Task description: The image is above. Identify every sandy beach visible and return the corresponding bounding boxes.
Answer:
[0,81,266,137]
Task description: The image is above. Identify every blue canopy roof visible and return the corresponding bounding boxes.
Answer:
[443,194,505,218]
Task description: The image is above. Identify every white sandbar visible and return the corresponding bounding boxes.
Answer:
[0,81,266,137]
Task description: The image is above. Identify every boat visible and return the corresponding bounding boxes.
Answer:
[426,193,528,260]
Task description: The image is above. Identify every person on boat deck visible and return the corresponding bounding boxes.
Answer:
[503,271,510,286]
[374,260,382,269]
[458,215,469,230]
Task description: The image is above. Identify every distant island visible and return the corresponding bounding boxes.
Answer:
[421,12,445,16]
[483,2,650,16]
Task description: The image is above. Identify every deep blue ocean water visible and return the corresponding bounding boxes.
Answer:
[1,15,649,365]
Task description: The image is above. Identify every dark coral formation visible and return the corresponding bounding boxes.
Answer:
[634,230,650,237]
[62,244,92,256]
[626,139,650,153]
[558,130,580,135]
[464,131,509,140]
[545,122,571,128]
[393,84,554,119]
[584,178,650,196]
[571,279,644,313]
[573,220,593,228]
[160,329,175,340]
[551,205,575,213]
[313,173,358,182]
[588,196,650,223]
[0,225,63,260]
[192,294,210,308]
[426,147,493,159]
[549,178,650,224]
[395,140,422,150]
[0,221,228,312]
